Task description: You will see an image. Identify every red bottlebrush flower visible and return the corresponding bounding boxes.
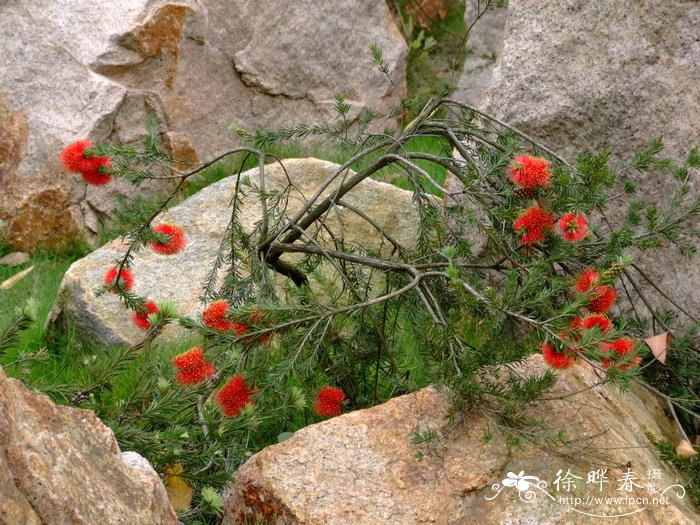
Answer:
[589,285,617,314]
[149,223,187,255]
[578,314,612,333]
[216,374,253,416]
[314,386,346,417]
[557,212,589,242]
[508,155,552,189]
[79,160,112,186]
[513,205,555,245]
[60,140,98,172]
[232,323,249,335]
[131,300,158,330]
[601,338,640,370]
[60,140,112,185]
[241,311,271,344]
[203,300,235,331]
[574,268,600,293]
[173,346,216,385]
[541,341,575,369]
[602,337,636,356]
[202,300,249,334]
[104,267,134,292]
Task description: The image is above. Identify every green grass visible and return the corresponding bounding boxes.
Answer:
[0,240,89,350]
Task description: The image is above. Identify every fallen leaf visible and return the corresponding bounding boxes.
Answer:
[0,266,34,290]
[277,431,294,443]
[676,439,698,458]
[644,332,670,364]
[164,463,192,512]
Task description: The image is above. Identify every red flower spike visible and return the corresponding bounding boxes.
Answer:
[602,337,636,356]
[314,386,346,417]
[508,155,552,190]
[80,159,113,185]
[202,300,235,331]
[513,205,555,245]
[578,314,612,333]
[60,140,112,184]
[240,311,272,344]
[589,285,617,314]
[131,300,158,330]
[557,212,589,242]
[173,346,216,385]
[574,269,600,293]
[216,374,253,417]
[602,338,640,371]
[149,223,187,255]
[104,267,134,292]
[232,323,249,335]
[541,342,575,369]
[60,140,97,173]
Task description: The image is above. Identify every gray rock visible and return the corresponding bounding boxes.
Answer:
[0,366,178,524]
[454,1,507,107]
[223,355,699,524]
[46,158,420,347]
[479,0,700,323]
[0,0,407,251]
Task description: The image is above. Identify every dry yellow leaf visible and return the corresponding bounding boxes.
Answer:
[164,463,193,512]
[644,332,670,364]
[676,439,698,458]
[0,266,34,290]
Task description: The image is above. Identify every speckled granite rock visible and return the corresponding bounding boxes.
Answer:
[223,355,699,525]
[454,1,507,107]
[479,0,700,323]
[0,0,406,250]
[46,158,420,346]
[0,366,177,525]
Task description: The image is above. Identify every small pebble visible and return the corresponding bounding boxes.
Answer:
[0,252,30,266]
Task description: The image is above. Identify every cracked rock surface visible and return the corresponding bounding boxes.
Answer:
[0,0,406,250]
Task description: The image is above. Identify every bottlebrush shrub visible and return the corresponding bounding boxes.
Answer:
[22,100,698,523]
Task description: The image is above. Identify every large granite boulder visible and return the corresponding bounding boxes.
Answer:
[0,366,177,525]
[453,1,507,107]
[223,355,699,524]
[0,0,407,251]
[46,158,421,346]
[477,0,700,321]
